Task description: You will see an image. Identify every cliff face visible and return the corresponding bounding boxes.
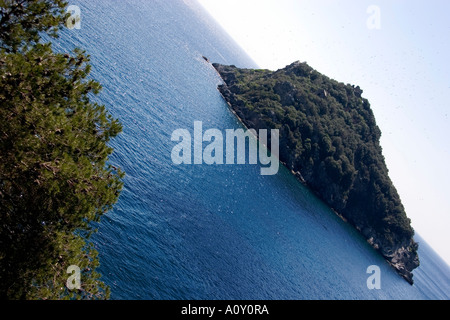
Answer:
[213,62,419,284]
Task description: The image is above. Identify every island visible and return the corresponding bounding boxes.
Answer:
[213,61,420,284]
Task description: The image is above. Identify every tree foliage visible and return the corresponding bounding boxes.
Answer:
[0,0,123,299]
[0,0,67,52]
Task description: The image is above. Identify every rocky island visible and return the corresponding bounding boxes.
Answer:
[213,61,419,284]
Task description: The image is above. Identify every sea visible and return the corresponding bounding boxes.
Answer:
[51,0,450,300]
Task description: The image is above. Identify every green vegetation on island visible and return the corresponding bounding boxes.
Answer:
[0,0,123,299]
[213,62,419,284]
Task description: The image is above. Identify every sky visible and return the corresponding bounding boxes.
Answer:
[197,0,450,266]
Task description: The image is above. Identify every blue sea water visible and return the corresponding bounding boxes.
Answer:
[53,0,450,300]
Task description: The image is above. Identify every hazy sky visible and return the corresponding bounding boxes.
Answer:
[197,0,450,265]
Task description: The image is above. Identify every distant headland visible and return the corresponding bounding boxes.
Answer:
[212,61,420,284]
